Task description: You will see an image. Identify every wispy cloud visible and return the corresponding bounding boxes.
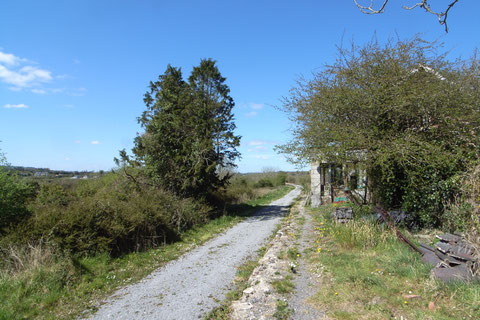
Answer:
[253,155,270,160]
[243,103,264,118]
[0,60,52,89]
[3,103,29,109]
[250,103,264,110]
[247,146,268,152]
[31,88,46,94]
[74,140,81,144]
[90,140,101,145]
[0,51,25,65]
[248,140,268,146]
[70,87,87,96]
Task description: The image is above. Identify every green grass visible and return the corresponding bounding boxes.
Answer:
[0,185,295,320]
[273,299,293,320]
[272,275,295,295]
[306,204,480,320]
[249,185,294,206]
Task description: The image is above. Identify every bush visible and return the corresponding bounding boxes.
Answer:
[369,147,465,228]
[222,176,257,204]
[254,178,274,188]
[278,36,480,230]
[21,173,211,255]
[0,167,33,234]
[274,172,287,186]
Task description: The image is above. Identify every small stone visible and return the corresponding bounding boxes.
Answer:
[243,287,254,295]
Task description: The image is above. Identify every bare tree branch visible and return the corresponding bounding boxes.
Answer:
[354,0,389,14]
[354,0,460,32]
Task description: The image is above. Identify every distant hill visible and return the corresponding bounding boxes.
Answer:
[3,166,101,179]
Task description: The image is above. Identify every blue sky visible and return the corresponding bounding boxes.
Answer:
[1,1,479,172]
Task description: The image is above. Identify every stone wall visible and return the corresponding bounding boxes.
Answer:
[310,161,322,208]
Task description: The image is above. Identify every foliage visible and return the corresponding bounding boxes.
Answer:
[124,59,240,198]
[444,163,480,235]
[20,173,212,255]
[253,171,287,188]
[0,150,33,234]
[307,205,480,319]
[278,36,480,227]
[0,183,292,320]
[254,178,274,188]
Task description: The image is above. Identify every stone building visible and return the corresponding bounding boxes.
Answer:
[310,160,367,207]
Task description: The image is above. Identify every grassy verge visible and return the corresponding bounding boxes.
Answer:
[306,204,480,320]
[0,185,295,320]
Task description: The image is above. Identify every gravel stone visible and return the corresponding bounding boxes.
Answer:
[288,202,326,320]
[83,186,302,320]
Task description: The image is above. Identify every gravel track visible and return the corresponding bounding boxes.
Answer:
[84,186,302,320]
[289,203,326,320]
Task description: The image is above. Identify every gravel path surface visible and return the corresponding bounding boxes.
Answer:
[289,203,326,320]
[84,186,302,320]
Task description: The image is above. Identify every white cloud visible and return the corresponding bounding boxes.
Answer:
[70,87,87,96]
[74,140,81,144]
[91,140,101,145]
[0,50,53,91]
[248,140,268,146]
[0,51,24,65]
[51,88,65,93]
[248,145,268,152]
[31,88,46,94]
[245,111,257,118]
[254,155,270,160]
[250,103,264,110]
[0,64,52,88]
[3,103,29,109]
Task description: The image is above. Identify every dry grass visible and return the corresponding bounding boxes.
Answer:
[306,205,480,320]
[0,185,295,320]
[0,241,59,275]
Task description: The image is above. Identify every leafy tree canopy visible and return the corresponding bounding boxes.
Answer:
[277,36,480,226]
[120,59,240,197]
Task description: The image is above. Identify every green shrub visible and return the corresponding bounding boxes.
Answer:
[35,183,70,207]
[217,175,257,204]
[254,178,274,188]
[369,149,465,228]
[0,168,33,234]
[274,172,287,186]
[25,173,211,255]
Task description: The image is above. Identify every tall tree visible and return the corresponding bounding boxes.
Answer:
[277,36,480,226]
[124,60,240,197]
[188,59,241,190]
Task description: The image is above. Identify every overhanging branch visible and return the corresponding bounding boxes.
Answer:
[354,0,460,32]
